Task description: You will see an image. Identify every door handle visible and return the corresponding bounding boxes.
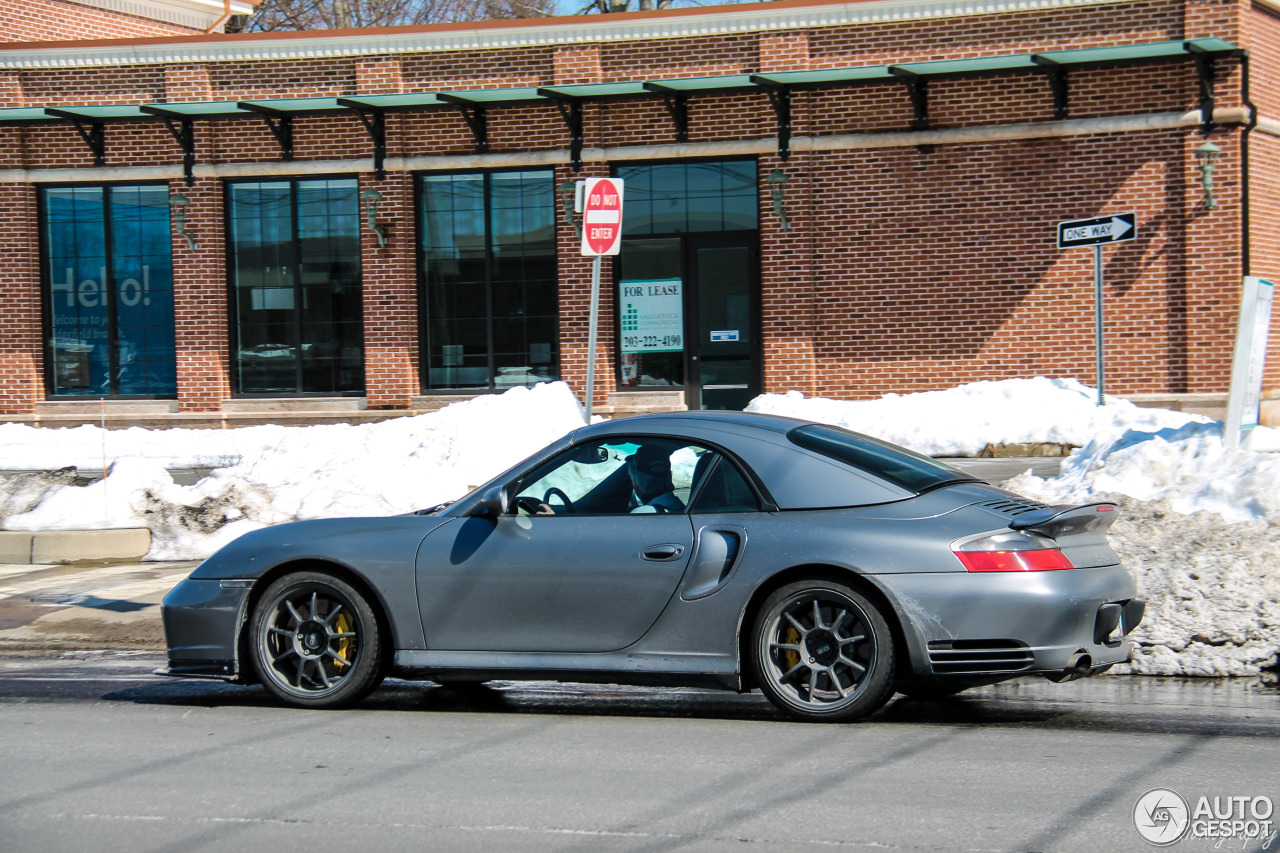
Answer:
[641,544,685,561]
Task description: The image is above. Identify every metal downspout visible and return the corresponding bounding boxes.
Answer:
[1241,51,1256,277]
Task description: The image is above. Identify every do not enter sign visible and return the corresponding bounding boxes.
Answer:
[579,177,625,256]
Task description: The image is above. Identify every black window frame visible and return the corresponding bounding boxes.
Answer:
[37,180,177,400]
[224,174,366,398]
[415,167,559,395]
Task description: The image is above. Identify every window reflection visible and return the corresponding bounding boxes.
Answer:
[420,170,558,391]
[41,185,176,397]
[229,179,364,395]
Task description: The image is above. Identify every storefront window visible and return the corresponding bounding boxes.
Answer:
[41,185,176,397]
[616,160,758,394]
[228,178,364,395]
[419,170,557,391]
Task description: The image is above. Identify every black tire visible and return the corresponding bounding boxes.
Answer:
[250,571,384,709]
[752,579,896,723]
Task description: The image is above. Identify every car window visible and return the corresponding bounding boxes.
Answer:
[512,438,712,515]
[688,456,760,513]
[786,424,975,494]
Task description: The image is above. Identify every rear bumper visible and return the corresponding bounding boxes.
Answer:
[160,578,253,682]
[877,565,1143,678]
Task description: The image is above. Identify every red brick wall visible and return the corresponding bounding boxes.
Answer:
[0,0,205,42]
[0,0,1272,415]
[0,184,42,413]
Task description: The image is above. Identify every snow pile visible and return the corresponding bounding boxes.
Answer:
[0,382,587,559]
[746,376,1209,457]
[1100,498,1280,677]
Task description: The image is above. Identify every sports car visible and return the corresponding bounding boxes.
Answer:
[160,411,1144,722]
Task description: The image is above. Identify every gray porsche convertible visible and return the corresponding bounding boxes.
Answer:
[161,411,1143,722]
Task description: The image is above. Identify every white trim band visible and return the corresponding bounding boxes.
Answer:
[0,0,1135,68]
[0,108,1241,183]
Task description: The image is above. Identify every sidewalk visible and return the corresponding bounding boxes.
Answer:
[0,561,196,652]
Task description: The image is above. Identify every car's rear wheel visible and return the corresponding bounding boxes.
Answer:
[251,571,384,709]
[753,579,895,723]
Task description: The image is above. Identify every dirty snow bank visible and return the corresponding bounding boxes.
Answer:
[745,376,1211,457]
[0,382,587,559]
[1061,496,1280,677]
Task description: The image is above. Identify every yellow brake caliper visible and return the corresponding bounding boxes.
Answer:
[334,612,354,668]
[782,625,801,676]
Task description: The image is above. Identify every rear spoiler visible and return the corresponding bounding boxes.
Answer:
[1009,503,1119,567]
[1008,502,1117,535]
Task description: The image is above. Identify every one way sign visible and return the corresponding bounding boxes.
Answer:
[1058,213,1137,248]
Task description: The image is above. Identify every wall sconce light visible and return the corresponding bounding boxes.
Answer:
[168,192,197,251]
[1194,141,1222,210]
[361,187,387,247]
[766,169,791,231]
[557,179,582,237]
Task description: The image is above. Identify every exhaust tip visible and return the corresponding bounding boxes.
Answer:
[1044,651,1093,683]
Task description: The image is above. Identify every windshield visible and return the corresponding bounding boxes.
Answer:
[786,424,976,494]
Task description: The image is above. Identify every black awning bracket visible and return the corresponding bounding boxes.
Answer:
[1049,68,1069,119]
[160,117,196,186]
[350,108,387,180]
[762,86,792,161]
[660,93,689,143]
[891,69,930,131]
[258,114,294,161]
[69,119,106,166]
[453,104,489,154]
[553,99,584,172]
[1190,49,1217,134]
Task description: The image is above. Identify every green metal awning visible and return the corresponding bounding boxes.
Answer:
[750,66,896,90]
[537,82,651,101]
[1033,37,1239,68]
[889,55,1038,79]
[643,74,759,96]
[236,97,349,117]
[45,105,154,122]
[140,101,255,121]
[0,106,61,125]
[436,87,547,107]
[336,93,448,112]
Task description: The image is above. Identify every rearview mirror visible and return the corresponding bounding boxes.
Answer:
[571,445,609,464]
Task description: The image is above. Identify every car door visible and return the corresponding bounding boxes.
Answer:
[413,438,703,653]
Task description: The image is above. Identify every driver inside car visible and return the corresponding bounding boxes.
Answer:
[627,445,686,514]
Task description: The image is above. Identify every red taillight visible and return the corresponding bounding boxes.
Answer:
[955,548,1074,572]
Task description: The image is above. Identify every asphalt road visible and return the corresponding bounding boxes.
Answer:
[0,652,1276,853]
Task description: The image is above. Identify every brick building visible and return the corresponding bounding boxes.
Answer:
[0,0,1276,428]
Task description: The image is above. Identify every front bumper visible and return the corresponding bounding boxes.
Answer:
[159,578,253,682]
[878,564,1144,679]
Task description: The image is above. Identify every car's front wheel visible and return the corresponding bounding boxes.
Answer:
[250,571,384,709]
[752,579,895,723]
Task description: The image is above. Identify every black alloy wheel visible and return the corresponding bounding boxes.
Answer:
[251,571,384,708]
[753,579,895,722]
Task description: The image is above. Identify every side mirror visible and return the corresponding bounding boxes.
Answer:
[468,486,507,517]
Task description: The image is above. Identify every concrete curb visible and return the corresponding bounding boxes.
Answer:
[0,529,151,564]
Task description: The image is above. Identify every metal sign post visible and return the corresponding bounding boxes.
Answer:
[1057,213,1138,406]
[576,177,625,421]
[1224,276,1275,449]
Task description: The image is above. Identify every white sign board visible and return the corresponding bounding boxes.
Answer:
[620,279,683,353]
[1225,276,1274,448]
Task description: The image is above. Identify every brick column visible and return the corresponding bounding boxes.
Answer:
[759,152,817,397]
[0,183,42,414]
[758,33,810,73]
[171,179,231,411]
[361,172,418,408]
[356,57,404,95]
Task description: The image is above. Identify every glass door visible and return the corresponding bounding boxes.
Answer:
[689,237,759,411]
